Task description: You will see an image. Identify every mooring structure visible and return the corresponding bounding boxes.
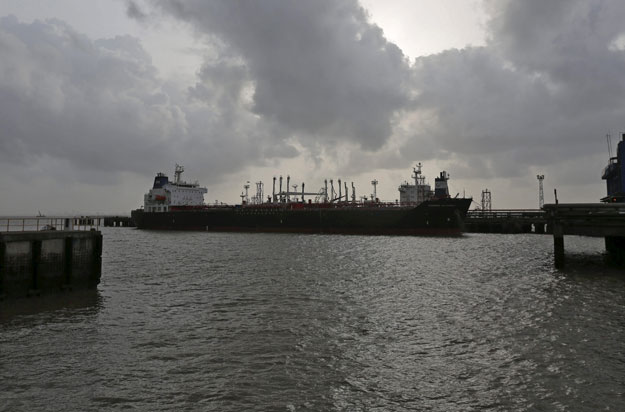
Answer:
[544,203,625,268]
[0,217,102,299]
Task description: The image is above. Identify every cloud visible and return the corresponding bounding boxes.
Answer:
[0,15,183,177]
[143,0,625,187]
[396,0,625,182]
[0,14,296,190]
[126,0,147,21]
[3,0,625,213]
[147,0,413,150]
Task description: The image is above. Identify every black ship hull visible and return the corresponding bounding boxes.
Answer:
[131,198,472,236]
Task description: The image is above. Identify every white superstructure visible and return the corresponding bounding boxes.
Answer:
[398,163,433,205]
[144,165,207,212]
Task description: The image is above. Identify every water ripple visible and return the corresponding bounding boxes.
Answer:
[1,230,624,411]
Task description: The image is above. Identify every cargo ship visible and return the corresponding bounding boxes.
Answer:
[131,164,472,235]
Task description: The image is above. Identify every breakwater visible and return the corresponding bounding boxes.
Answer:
[0,230,102,299]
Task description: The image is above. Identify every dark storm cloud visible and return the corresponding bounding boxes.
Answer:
[3,0,625,197]
[487,0,625,111]
[142,0,625,185]
[0,14,290,186]
[126,0,147,21]
[399,0,625,181]
[148,0,413,150]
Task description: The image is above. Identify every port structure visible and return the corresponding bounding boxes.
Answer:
[253,175,362,205]
[537,175,545,208]
[481,189,492,212]
[371,179,378,201]
[251,181,264,205]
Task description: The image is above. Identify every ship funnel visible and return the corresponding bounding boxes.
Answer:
[434,171,450,198]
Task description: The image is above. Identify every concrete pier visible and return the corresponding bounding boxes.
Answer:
[0,230,102,299]
[544,203,625,268]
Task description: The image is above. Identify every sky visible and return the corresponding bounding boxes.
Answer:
[1,0,624,215]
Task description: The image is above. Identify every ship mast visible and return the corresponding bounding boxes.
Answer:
[371,179,378,201]
[174,164,184,184]
[413,162,425,186]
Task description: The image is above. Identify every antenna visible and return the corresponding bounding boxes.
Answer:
[537,175,545,208]
[244,181,250,204]
[607,133,613,158]
[174,164,184,184]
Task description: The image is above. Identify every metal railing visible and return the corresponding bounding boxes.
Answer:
[466,209,545,220]
[0,216,101,232]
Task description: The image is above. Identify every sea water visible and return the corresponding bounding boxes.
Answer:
[1,228,624,411]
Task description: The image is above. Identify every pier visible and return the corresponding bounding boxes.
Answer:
[465,210,548,234]
[544,203,625,268]
[0,217,102,299]
[102,216,135,227]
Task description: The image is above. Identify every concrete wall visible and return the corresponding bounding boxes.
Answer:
[0,230,102,299]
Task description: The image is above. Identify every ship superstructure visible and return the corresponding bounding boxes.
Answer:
[143,165,207,212]
[398,163,451,204]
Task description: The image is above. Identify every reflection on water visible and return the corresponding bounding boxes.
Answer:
[0,290,103,323]
[0,229,624,411]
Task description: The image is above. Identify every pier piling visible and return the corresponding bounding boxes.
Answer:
[553,224,565,269]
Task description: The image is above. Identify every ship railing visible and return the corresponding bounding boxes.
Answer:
[0,216,101,232]
[237,201,406,209]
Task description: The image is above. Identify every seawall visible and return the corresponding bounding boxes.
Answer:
[0,230,102,299]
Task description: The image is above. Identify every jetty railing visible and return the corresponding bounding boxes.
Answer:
[0,216,100,232]
[466,209,545,219]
